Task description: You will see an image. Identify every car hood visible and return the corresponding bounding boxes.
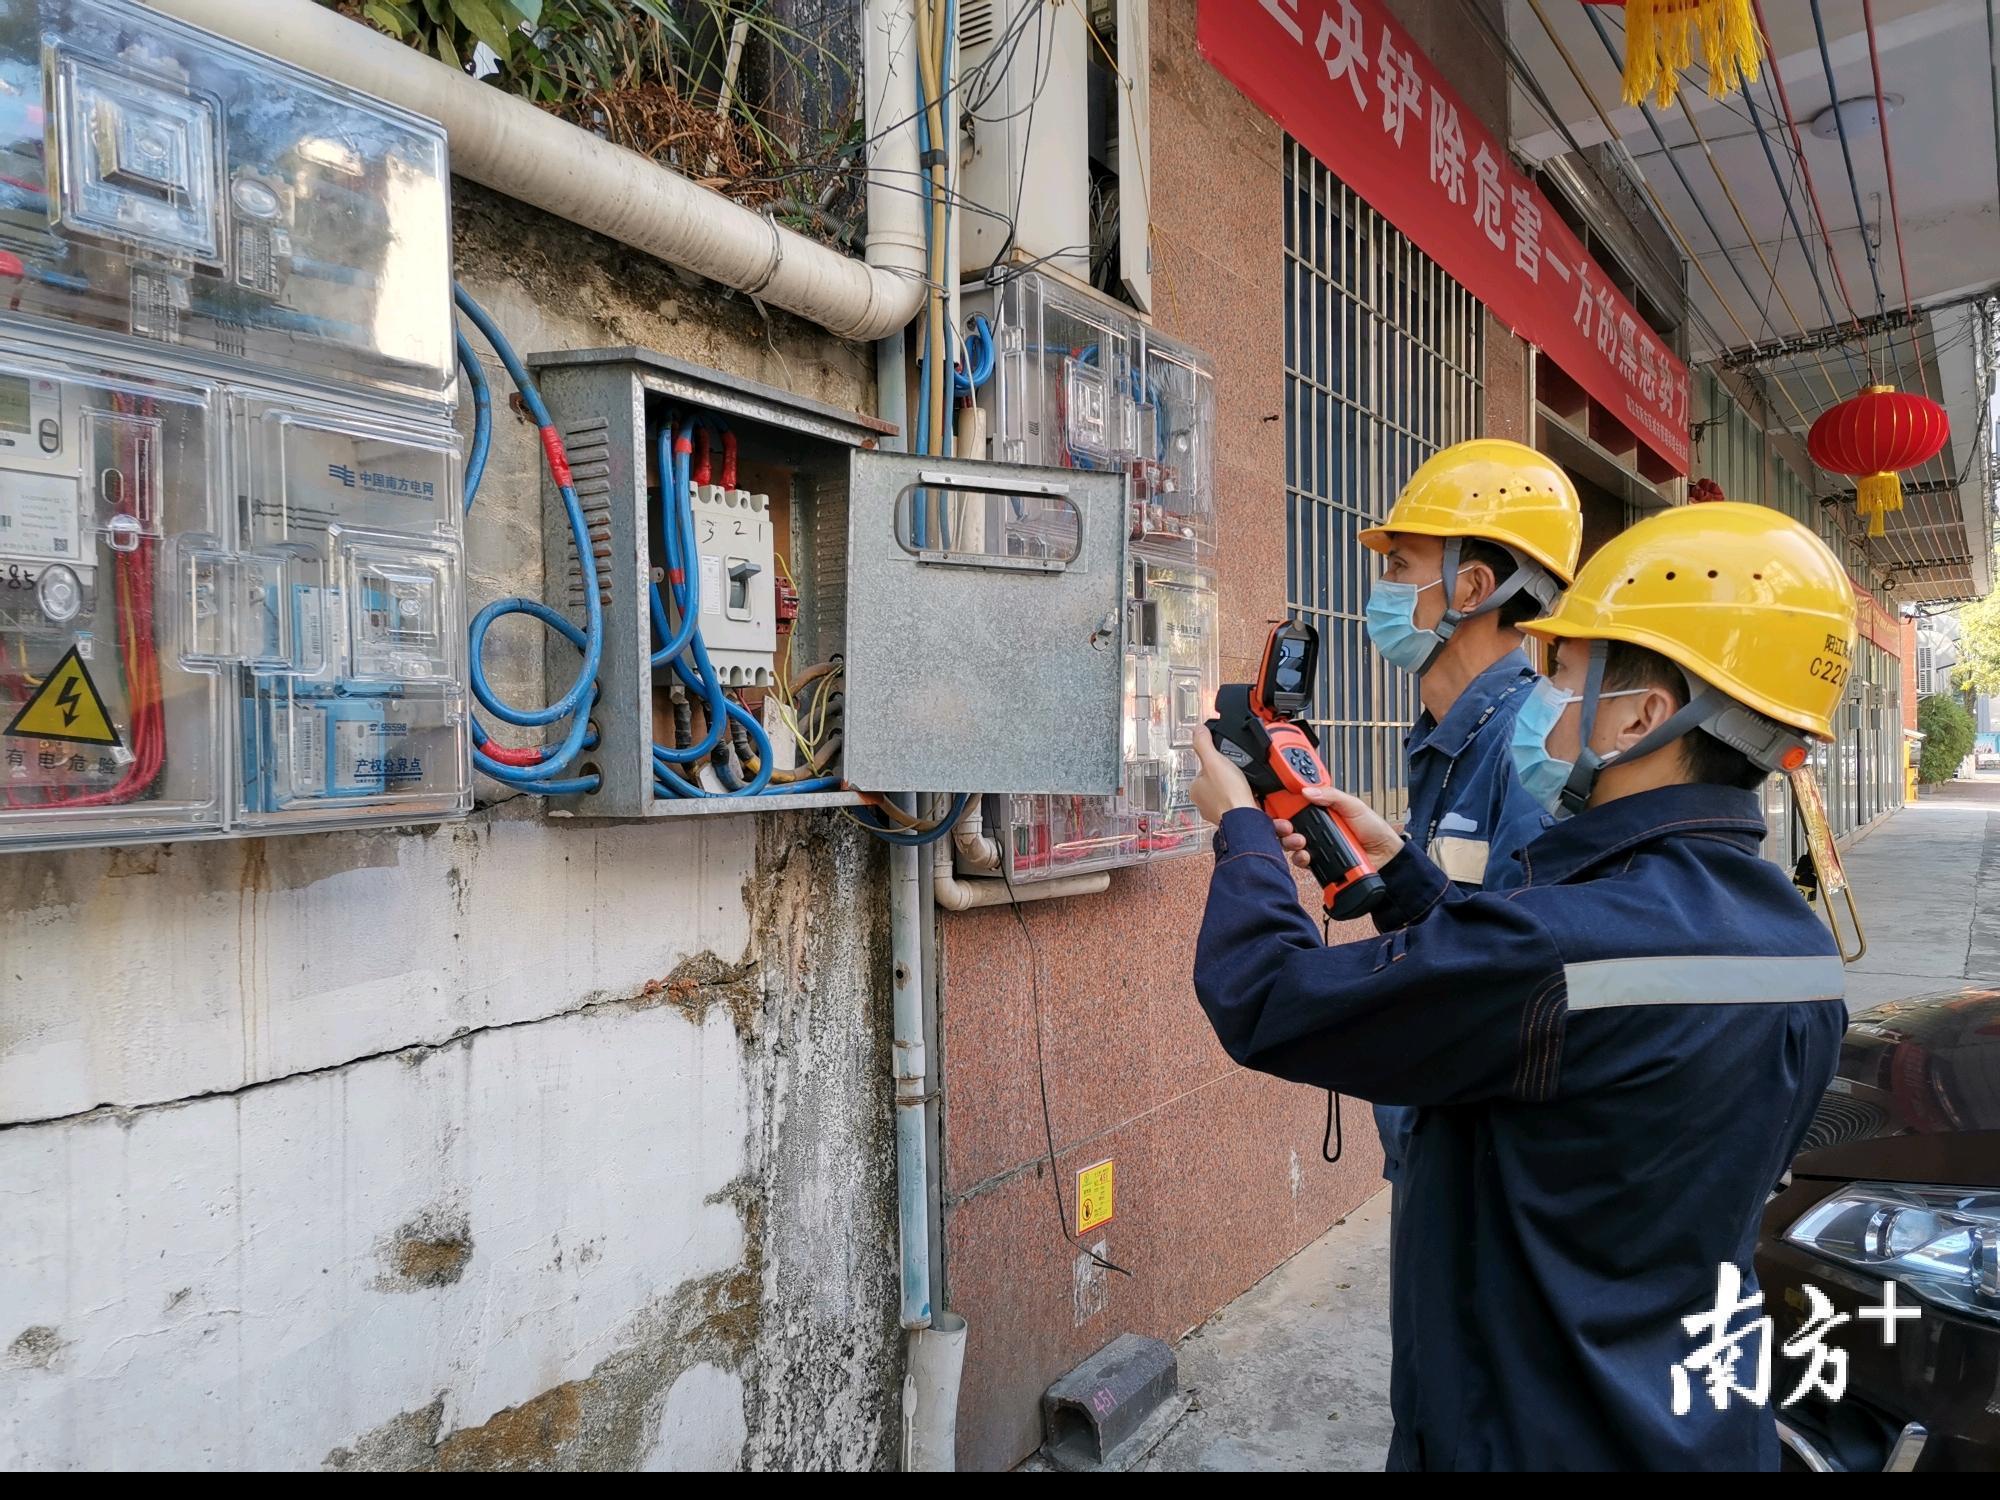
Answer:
[1791,984,2000,1187]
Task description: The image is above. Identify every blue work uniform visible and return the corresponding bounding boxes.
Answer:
[1195,785,1845,1471]
[1376,647,1550,1186]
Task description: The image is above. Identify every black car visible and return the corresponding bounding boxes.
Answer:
[1756,985,2000,1472]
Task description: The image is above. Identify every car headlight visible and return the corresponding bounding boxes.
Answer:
[1786,1184,2000,1323]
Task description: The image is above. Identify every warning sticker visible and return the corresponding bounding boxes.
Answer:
[1077,1159,1115,1235]
[4,644,122,747]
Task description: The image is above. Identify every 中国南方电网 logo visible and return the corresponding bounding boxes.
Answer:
[328,462,436,499]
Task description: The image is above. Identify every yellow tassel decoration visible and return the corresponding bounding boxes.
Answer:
[1618,0,1763,110]
[1855,471,1903,538]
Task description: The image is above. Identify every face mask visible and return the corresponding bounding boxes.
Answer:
[1365,578,1444,675]
[1509,678,1649,816]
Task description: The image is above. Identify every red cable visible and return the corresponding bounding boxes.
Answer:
[477,738,544,767]
[1859,0,1933,403]
[41,540,162,807]
[721,430,738,490]
[37,395,164,809]
[1751,0,1868,346]
[692,425,711,486]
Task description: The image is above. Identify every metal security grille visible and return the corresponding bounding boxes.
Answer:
[1283,140,1485,815]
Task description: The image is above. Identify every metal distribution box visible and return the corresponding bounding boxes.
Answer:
[527,347,1132,817]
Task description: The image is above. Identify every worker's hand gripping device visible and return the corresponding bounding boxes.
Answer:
[1207,621,1388,920]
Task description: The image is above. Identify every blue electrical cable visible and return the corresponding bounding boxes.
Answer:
[850,793,972,847]
[913,0,963,550]
[1806,0,1890,317]
[455,283,602,796]
[648,413,837,800]
[457,327,492,502]
[955,314,996,394]
[915,61,939,547]
[1736,60,1867,389]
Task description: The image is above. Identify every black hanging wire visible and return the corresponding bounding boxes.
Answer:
[1322,912,1343,1163]
[1001,863,1133,1279]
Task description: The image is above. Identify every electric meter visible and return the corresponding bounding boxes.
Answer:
[961,274,1222,881]
[0,0,466,853]
[0,0,454,405]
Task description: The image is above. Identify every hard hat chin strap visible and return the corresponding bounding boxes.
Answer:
[1419,538,1562,676]
[1557,640,1732,816]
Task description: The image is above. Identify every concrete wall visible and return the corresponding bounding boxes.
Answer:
[939,0,1531,1470]
[1,186,901,1471]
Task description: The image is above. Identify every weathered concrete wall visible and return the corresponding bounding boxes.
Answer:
[0,185,898,1471]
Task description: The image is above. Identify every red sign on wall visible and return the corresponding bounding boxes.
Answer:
[1201,0,1691,475]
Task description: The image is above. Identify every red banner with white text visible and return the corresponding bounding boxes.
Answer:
[1201,0,1690,474]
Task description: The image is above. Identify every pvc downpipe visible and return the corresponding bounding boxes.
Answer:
[933,867,1111,911]
[864,0,931,298]
[950,794,1004,875]
[141,0,927,342]
[888,817,932,1332]
[904,1312,968,1472]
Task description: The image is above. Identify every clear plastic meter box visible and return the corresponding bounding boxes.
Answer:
[0,0,466,853]
[961,272,1220,881]
[0,0,456,404]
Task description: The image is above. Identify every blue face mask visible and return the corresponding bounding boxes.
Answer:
[1509,678,1649,816]
[1364,578,1444,675]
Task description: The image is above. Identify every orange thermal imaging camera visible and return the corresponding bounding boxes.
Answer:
[1206,620,1388,920]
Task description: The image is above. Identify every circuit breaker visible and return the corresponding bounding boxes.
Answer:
[688,479,777,686]
[0,0,465,853]
[960,272,1219,880]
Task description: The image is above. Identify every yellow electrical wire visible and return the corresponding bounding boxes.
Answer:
[808,660,840,749]
[1674,94,1841,406]
[770,549,814,756]
[1522,0,1817,441]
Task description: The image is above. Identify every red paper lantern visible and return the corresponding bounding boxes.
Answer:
[1806,384,1949,537]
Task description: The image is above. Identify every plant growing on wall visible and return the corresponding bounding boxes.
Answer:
[1917,692,1976,784]
[326,0,864,244]
[346,0,685,102]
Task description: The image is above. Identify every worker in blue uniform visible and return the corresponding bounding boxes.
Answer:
[1188,503,1854,1471]
[1360,441,1583,1232]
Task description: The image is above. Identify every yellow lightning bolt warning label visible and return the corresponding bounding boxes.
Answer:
[1076,1159,1115,1235]
[4,644,121,747]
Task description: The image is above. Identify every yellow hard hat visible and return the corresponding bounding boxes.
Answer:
[1359,439,1583,584]
[1521,502,1858,741]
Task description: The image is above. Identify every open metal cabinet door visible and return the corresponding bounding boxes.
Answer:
[843,452,1129,795]
[1117,0,1153,312]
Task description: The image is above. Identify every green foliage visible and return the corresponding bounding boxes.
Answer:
[1917,692,1976,784]
[340,1,847,115]
[352,0,683,102]
[1949,585,2000,699]
[331,1,861,239]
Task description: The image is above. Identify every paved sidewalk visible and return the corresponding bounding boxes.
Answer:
[1839,775,2000,1009]
[1138,783,1999,1472]
[1140,1189,1394,1472]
